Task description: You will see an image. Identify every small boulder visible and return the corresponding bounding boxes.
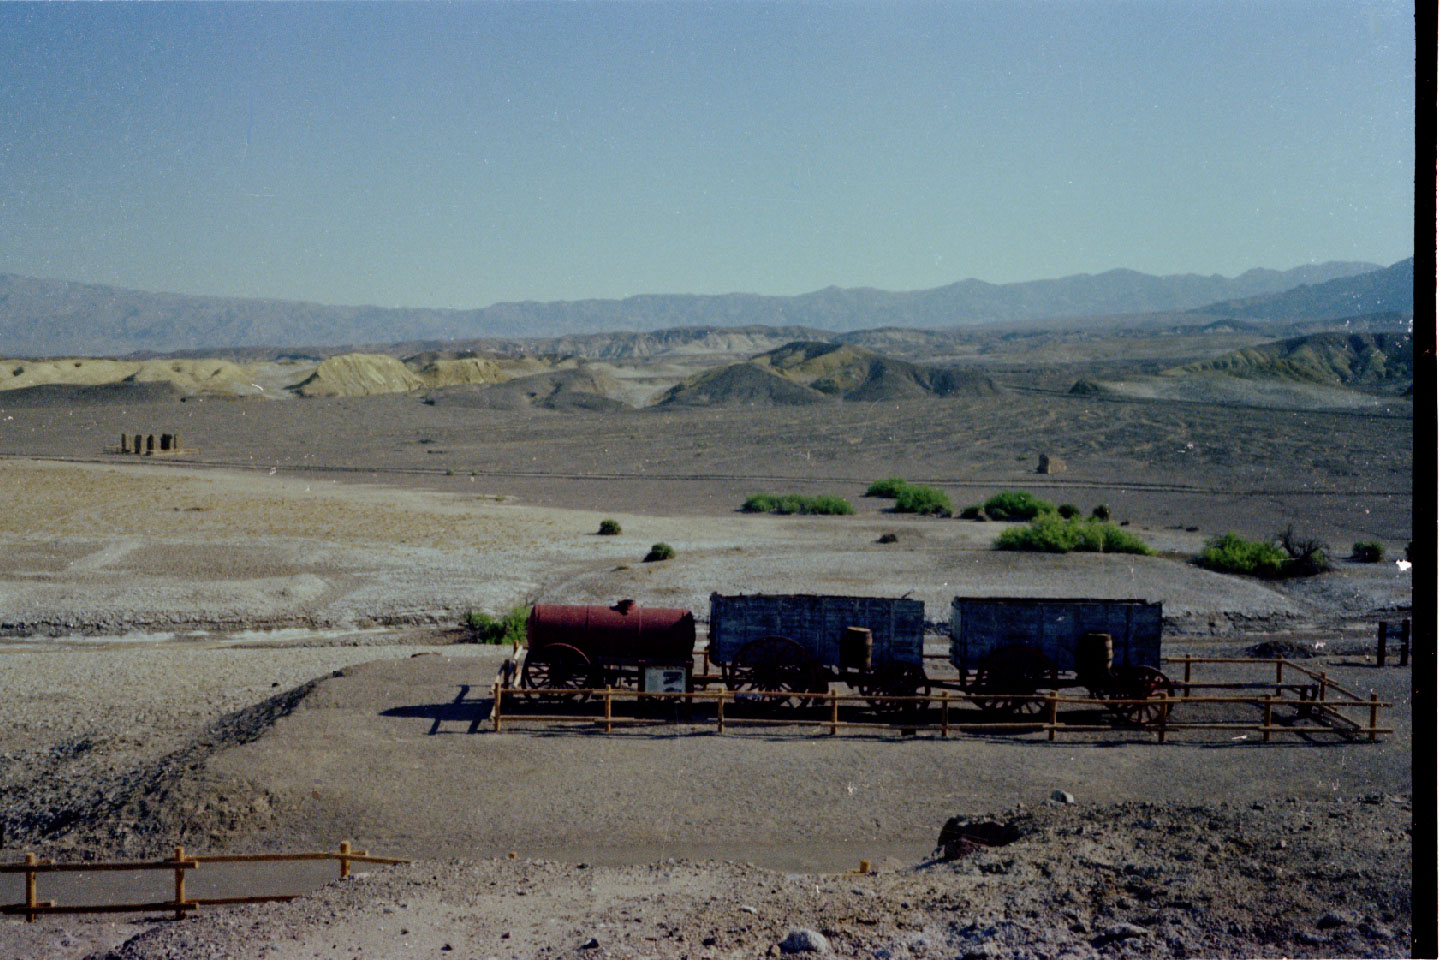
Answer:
[1051,789,1075,804]
[779,928,830,954]
[1037,454,1066,474]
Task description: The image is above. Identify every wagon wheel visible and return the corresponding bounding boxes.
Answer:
[724,636,825,709]
[521,643,595,702]
[858,662,930,715]
[970,645,1053,718]
[1103,665,1174,726]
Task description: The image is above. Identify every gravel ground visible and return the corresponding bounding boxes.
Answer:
[1,797,1413,960]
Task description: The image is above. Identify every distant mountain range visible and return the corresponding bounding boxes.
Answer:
[0,259,1397,357]
[1188,258,1413,321]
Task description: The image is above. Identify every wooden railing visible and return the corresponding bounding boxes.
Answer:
[1,842,407,922]
[489,664,1391,743]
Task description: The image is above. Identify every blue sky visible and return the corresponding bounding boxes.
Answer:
[0,1,1415,309]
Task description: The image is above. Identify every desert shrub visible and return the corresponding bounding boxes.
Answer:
[993,515,1153,555]
[597,519,622,535]
[1090,504,1111,521]
[742,493,855,516]
[982,490,1055,522]
[893,484,953,517]
[1057,503,1081,519]
[1196,533,1289,578]
[865,476,909,498]
[644,542,676,562]
[876,532,898,544]
[463,605,530,645]
[959,504,985,520]
[1275,526,1333,576]
[1351,540,1384,563]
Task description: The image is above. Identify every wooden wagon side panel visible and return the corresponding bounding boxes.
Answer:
[950,598,1164,674]
[708,593,924,667]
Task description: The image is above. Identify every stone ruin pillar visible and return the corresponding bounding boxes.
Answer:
[161,433,173,451]
[133,434,144,455]
[145,434,156,455]
[120,434,130,454]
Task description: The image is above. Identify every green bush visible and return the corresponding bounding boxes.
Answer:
[1196,533,1290,578]
[742,493,855,516]
[959,504,985,520]
[1057,503,1081,519]
[463,605,530,645]
[597,519,622,535]
[1351,540,1384,563]
[893,484,953,517]
[644,542,676,562]
[1090,504,1111,521]
[993,515,1153,555]
[983,490,1056,521]
[864,477,909,498]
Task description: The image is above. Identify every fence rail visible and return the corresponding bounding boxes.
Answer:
[1,842,408,922]
[489,658,1390,743]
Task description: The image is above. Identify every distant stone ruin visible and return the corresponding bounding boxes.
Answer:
[1037,453,1066,474]
[115,432,184,456]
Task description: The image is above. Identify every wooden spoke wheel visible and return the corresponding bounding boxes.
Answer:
[521,643,595,702]
[723,636,824,709]
[970,645,1054,718]
[1103,665,1174,725]
[858,662,930,714]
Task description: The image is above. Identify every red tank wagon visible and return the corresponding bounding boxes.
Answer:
[521,599,696,698]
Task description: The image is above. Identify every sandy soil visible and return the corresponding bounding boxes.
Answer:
[0,390,1416,958]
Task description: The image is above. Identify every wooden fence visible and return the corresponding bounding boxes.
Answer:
[1,842,407,922]
[488,656,1391,743]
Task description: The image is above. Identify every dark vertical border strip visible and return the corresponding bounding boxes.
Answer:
[1409,1,1436,954]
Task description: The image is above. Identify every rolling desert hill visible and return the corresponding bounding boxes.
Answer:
[1166,331,1414,393]
[0,261,1383,356]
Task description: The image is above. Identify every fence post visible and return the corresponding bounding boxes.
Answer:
[1275,659,1284,686]
[1319,671,1327,702]
[716,690,725,734]
[173,846,186,920]
[1262,696,1273,742]
[603,686,613,734]
[1156,695,1168,745]
[829,692,839,736]
[1376,622,1387,667]
[940,691,949,738]
[492,680,502,733]
[1183,653,1192,685]
[339,841,352,879]
[1046,692,1058,742]
[24,852,37,922]
[1401,619,1410,667]
[1369,694,1380,742]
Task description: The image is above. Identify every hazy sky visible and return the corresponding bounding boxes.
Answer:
[0,1,1415,309]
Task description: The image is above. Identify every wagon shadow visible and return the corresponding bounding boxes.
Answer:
[381,684,493,735]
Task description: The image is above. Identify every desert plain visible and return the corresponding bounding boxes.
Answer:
[0,338,1417,959]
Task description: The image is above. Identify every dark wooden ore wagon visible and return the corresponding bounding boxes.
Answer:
[949,597,1172,722]
[708,593,928,709]
[521,599,696,699]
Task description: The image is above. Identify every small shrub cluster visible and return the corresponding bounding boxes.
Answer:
[463,605,530,645]
[982,490,1055,522]
[893,484,953,517]
[1351,540,1385,563]
[1057,503,1081,519]
[742,493,856,516]
[1090,504,1111,521]
[993,515,1153,555]
[597,519,622,535]
[644,542,676,562]
[959,504,985,520]
[864,476,910,498]
[1197,529,1333,578]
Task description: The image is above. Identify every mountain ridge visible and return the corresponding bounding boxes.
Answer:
[0,260,1386,356]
